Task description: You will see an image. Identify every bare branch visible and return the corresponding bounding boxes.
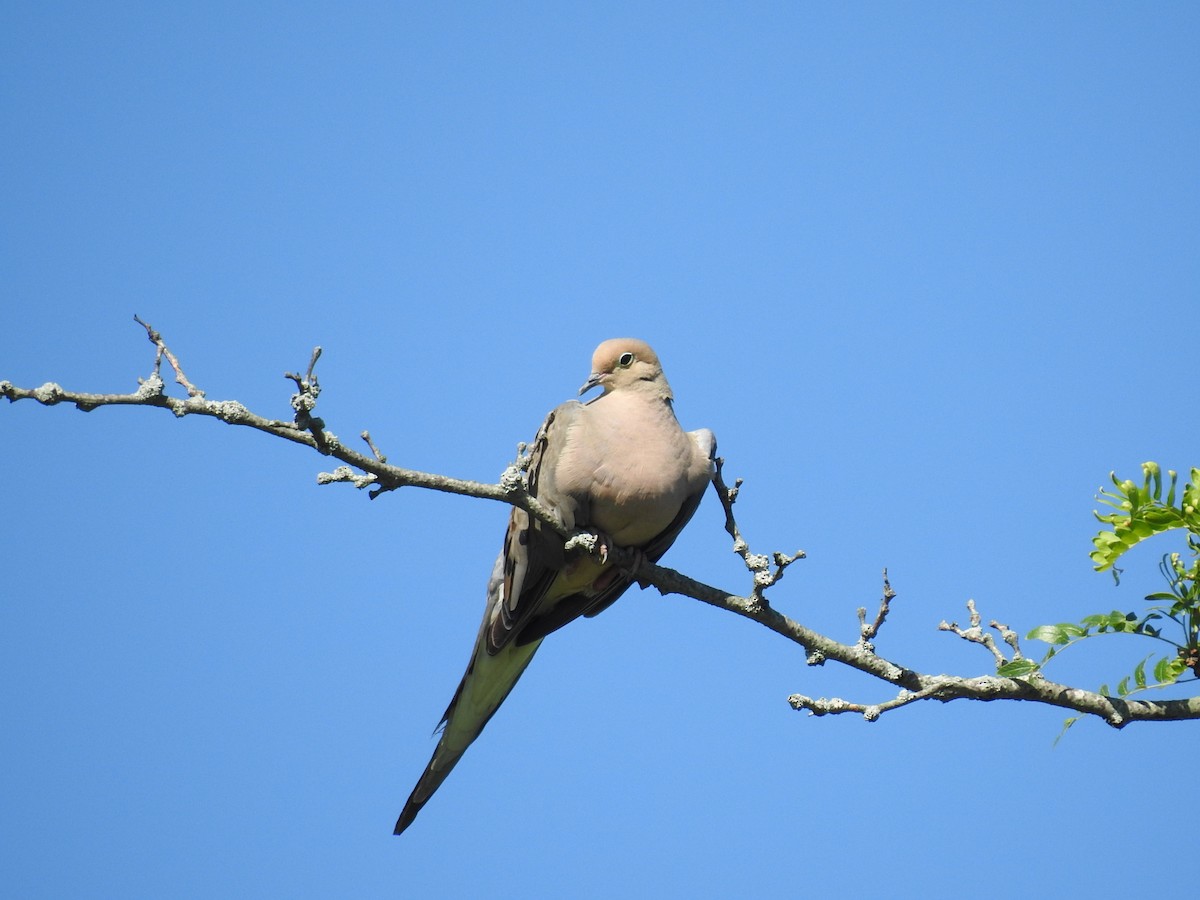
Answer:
[637,558,1200,725]
[284,346,327,451]
[361,430,387,464]
[133,313,206,398]
[711,456,805,607]
[939,599,1009,668]
[7,318,1200,729]
[857,568,896,652]
[991,619,1025,661]
[787,672,1200,727]
[1,320,566,532]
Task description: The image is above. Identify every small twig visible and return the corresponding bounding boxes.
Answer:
[712,457,747,550]
[790,682,946,722]
[133,314,205,398]
[939,599,1009,668]
[498,442,533,494]
[991,619,1024,660]
[711,457,805,606]
[285,347,326,452]
[318,465,380,490]
[857,568,897,652]
[361,430,388,464]
[284,346,322,390]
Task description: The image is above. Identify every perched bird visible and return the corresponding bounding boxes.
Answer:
[394,338,715,835]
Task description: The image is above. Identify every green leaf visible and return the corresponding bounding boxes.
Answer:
[1134,657,1148,689]
[1129,519,1157,539]
[1105,610,1132,629]
[1053,716,1081,746]
[1115,612,1139,633]
[1026,624,1085,645]
[1142,507,1183,527]
[1026,625,1061,644]
[1153,657,1179,684]
[1145,461,1162,501]
[997,659,1040,678]
[1117,676,1130,696]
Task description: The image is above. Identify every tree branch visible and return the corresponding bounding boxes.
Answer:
[6,317,1200,728]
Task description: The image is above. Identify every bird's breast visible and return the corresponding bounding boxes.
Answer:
[566,420,699,545]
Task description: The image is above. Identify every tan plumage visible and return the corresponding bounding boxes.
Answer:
[395,338,715,835]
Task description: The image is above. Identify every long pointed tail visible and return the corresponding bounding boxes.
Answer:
[395,637,542,835]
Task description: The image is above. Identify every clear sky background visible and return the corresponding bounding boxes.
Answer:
[2,3,1197,897]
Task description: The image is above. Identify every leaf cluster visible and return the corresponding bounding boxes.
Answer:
[1020,464,1200,719]
[1089,463,1200,573]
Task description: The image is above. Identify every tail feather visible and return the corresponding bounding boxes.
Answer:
[395,637,542,835]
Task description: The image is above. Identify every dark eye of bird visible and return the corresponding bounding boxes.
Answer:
[618,352,634,367]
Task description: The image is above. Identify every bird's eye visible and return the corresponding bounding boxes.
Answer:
[618,352,634,367]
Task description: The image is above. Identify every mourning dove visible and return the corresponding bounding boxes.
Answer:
[394,338,715,835]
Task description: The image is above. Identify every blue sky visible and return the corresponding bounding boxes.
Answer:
[2,3,1197,897]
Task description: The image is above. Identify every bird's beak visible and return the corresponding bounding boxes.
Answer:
[578,372,605,396]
